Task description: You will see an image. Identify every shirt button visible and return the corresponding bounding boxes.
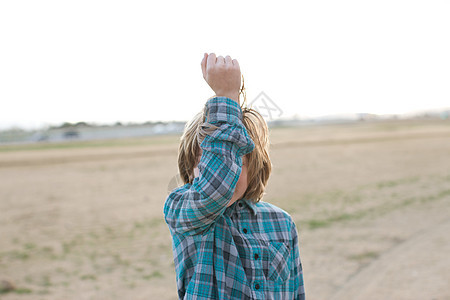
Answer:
[254,253,259,260]
[238,202,243,208]
[243,228,248,234]
[255,283,260,290]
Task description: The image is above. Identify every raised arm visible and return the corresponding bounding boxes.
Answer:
[164,53,254,236]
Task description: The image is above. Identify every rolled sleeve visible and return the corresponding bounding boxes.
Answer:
[204,97,244,125]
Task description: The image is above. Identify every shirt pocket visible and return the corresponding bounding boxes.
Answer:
[267,241,291,282]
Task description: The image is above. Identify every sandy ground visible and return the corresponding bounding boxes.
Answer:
[0,119,449,299]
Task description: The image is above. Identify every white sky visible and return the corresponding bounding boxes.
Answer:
[0,0,449,129]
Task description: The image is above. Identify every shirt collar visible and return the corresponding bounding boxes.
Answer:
[224,198,258,217]
[239,198,258,216]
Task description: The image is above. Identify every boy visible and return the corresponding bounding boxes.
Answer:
[164,53,305,299]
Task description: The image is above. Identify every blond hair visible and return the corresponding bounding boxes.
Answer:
[177,97,272,203]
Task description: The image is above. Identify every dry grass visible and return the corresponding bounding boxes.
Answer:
[1,119,449,299]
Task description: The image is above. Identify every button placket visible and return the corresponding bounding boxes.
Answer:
[237,200,264,296]
[238,202,249,235]
[251,245,263,295]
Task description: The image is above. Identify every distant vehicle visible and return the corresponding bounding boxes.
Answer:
[63,130,79,139]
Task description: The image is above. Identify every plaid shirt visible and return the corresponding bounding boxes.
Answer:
[164,97,305,299]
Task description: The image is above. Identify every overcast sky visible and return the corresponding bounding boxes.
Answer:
[1,0,449,129]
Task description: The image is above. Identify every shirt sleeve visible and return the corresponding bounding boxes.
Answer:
[292,221,306,300]
[164,97,255,236]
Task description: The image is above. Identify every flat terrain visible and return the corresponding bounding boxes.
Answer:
[1,119,449,299]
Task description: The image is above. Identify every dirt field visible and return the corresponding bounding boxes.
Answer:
[1,119,449,299]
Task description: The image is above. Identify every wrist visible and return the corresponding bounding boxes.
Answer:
[215,92,240,104]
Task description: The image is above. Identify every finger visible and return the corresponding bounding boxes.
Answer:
[232,58,240,69]
[225,55,232,66]
[217,56,225,64]
[207,53,216,69]
[201,53,208,78]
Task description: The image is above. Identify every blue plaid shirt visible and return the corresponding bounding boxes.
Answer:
[164,97,305,299]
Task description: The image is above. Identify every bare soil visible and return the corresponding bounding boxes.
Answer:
[1,119,449,299]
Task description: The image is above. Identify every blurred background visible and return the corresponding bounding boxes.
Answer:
[1,1,449,299]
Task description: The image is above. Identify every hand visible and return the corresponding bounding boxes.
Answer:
[201,53,241,104]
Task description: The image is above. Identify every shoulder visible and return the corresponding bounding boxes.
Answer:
[252,201,297,237]
[254,201,293,220]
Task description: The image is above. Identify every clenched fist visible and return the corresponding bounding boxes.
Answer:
[201,53,241,104]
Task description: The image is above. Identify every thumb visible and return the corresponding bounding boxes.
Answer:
[201,53,208,79]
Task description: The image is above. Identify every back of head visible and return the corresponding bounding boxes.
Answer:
[177,102,272,202]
